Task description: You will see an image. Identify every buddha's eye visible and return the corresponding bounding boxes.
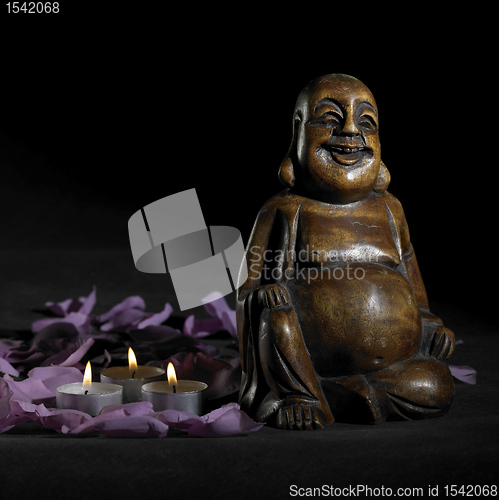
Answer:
[308,111,342,128]
[358,114,377,131]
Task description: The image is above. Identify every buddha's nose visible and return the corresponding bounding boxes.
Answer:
[340,113,359,136]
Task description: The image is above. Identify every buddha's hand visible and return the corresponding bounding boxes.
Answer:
[257,284,291,309]
[427,325,455,360]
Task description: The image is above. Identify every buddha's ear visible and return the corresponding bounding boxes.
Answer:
[374,160,391,193]
[278,112,301,189]
[278,156,295,188]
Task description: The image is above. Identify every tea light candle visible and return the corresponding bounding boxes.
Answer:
[56,361,123,416]
[100,348,165,403]
[141,362,207,414]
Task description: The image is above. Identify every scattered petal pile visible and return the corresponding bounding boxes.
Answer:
[0,288,263,437]
[0,376,262,437]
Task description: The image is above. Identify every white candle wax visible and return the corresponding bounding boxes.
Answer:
[141,380,208,414]
[56,382,123,416]
[100,366,165,403]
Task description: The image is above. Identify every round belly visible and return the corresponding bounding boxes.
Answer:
[288,263,422,377]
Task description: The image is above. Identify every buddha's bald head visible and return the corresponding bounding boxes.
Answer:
[284,74,382,204]
[295,74,378,121]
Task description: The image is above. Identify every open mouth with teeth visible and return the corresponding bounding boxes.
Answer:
[322,144,372,166]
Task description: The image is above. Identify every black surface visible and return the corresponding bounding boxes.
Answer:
[1,18,497,500]
[0,249,497,499]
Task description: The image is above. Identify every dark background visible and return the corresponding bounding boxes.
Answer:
[0,9,497,500]
[0,12,495,322]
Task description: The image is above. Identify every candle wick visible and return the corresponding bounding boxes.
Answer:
[132,371,136,379]
[173,385,176,393]
[84,390,88,395]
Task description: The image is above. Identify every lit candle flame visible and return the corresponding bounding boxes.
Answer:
[167,362,177,388]
[128,347,138,373]
[82,361,92,389]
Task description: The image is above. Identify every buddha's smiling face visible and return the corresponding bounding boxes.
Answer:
[295,75,381,204]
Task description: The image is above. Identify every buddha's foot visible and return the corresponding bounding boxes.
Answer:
[276,401,329,430]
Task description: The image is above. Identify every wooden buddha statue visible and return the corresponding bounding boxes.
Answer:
[237,74,455,429]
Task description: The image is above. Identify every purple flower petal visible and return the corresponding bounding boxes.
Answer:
[75,415,170,437]
[202,291,228,315]
[180,293,237,338]
[3,376,55,404]
[187,403,264,437]
[0,399,39,433]
[449,365,477,384]
[0,357,20,377]
[0,339,25,358]
[35,404,92,432]
[99,402,154,417]
[32,317,73,334]
[100,308,149,332]
[153,409,204,430]
[192,341,220,357]
[163,352,197,379]
[31,322,77,345]
[5,366,83,405]
[137,303,173,329]
[27,366,83,389]
[45,298,80,317]
[2,350,45,371]
[129,324,181,342]
[201,292,237,338]
[67,403,167,437]
[90,349,112,370]
[151,403,263,437]
[194,352,241,399]
[78,286,97,316]
[206,365,240,399]
[41,338,94,368]
[97,296,146,323]
[0,378,13,419]
[43,287,96,317]
[196,351,235,372]
[0,394,92,434]
[183,316,223,338]
[32,312,92,336]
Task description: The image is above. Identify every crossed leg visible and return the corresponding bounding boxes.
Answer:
[322,357,454,423]
[367,357,455,421]
[250,285,454,428]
